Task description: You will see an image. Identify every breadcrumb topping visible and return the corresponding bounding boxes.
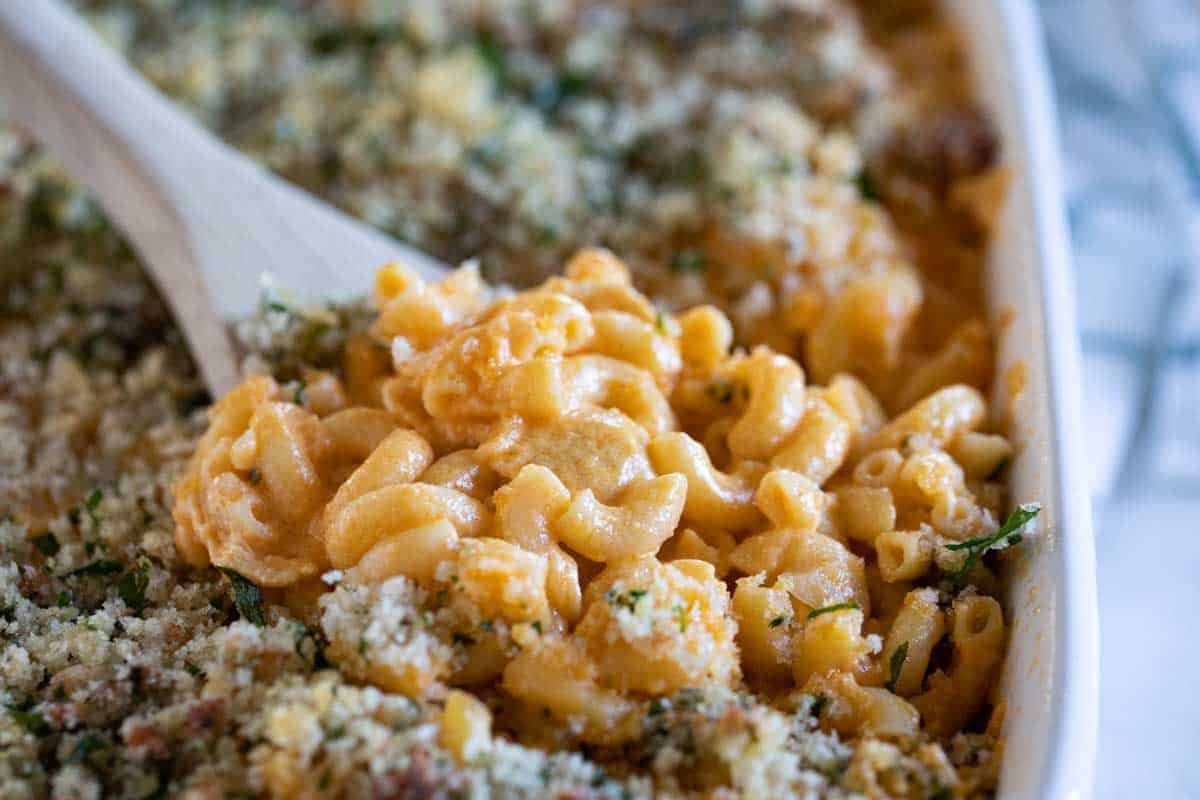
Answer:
[1,0,1006,797]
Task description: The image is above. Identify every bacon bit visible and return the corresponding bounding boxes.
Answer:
[123,721,170,761]
[370,746,452,800]
[17,564,55,606]
[186,697,227,734]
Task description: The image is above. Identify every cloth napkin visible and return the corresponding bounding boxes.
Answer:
[1041,0,1200,497]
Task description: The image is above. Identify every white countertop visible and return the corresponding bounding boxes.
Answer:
[1040,0,1200,794]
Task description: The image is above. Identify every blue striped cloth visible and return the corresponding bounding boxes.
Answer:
[1041,0,1200,497]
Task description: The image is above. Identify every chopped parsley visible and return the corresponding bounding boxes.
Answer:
[605,588,648,613]
[219,568,265,626]
[768,615,788,628]
[116,558,151,614]
[63,559,122,578]
[8,708,50,736]
[67,489,104,528]
[532,71,590,116]
[945,503,1041,586]
[855,169,879,202]
[886,641,909,693]
[475,33,509,89]
[670,148,709,184]
[673,603,689,633]
[770,155,797,175]
[67,734,109,766]
[806,693,828,719]
[31,533,59,557]
[291,622,329,669]
[670,250,706,273]
[806,600,861,620]
[262,296,291,315]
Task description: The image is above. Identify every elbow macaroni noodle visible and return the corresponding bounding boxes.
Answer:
[175,249,1022,749]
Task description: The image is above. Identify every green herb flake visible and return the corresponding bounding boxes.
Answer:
[672,148,709,184]
[56,591,70,608]
[291,622,329,669]
[674,603,689,633]
[807,693,828,719]
[219,568,265,626]
[606,587,649,614]
[886,641,909,693]
[293,382,307,406]
[117,559,151,614]
[768,615,788,628]
[670,250,706,273]
[31,533,59,557]
[263,297,290,314]
[946,503,1041,586]
[475,33,509,89]
[64,559,123,578]
[806,600,861,620]
[8,708,50,736]
[532,71,590,116]
[770,155,796,175]
[67,734,108,765]
[184,662,204,679]
[855,169,879,202]
[928,788,953,800]
[85,488,103,518]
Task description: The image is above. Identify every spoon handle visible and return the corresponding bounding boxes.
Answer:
[0,0,241,392]
[0,0,448,396]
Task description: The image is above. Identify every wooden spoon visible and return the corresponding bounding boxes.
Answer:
[0,0,448,395]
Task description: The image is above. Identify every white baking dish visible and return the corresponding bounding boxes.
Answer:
[944,2,1100,797]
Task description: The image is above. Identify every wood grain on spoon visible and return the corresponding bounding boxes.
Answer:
[0,0,447,396]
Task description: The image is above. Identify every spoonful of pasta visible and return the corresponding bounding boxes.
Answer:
[0,0,448,396]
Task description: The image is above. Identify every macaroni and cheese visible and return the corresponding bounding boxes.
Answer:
[174,250,1032,786]
[0,1,1027,797]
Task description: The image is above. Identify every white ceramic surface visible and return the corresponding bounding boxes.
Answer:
[945,1,1100,797]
